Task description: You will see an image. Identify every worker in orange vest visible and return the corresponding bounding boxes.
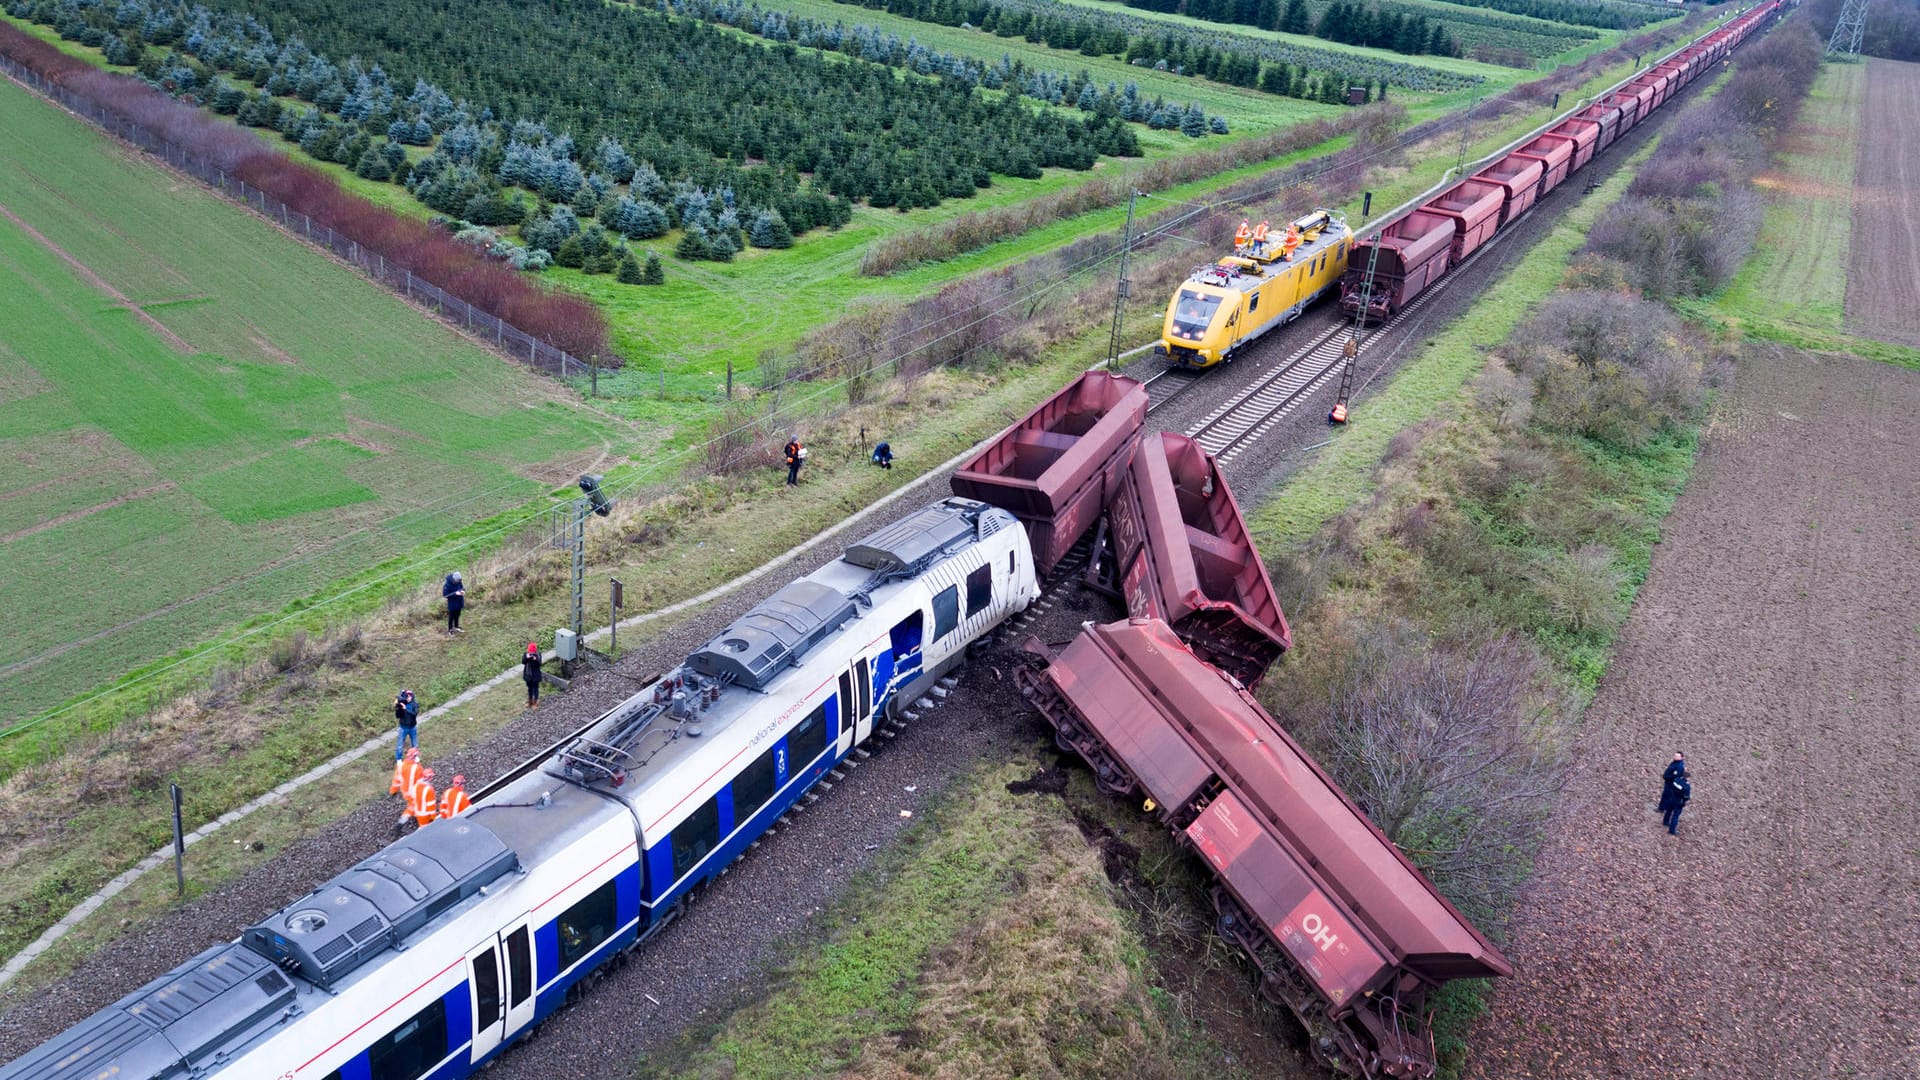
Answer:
[396,767,439,834]
[440,775,472,819]
[389,746,422,797]
[1234,220,1252,247]
[1281,224,1302,261]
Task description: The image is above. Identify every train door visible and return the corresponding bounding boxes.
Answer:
[837,656,872,750]
[467,918,537,1063]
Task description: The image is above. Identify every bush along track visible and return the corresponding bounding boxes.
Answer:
[1245,16,1827,1075]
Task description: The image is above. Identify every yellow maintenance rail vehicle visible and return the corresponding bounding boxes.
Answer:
[1155,208,1352,370]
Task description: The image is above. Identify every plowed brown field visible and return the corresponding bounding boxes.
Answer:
[1846,59,1920,346]
[1463,345,1920,1078]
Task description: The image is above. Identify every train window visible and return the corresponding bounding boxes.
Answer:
[472,947,502,1030]
[368,997,447,1080]
[965,565,992,618]
[556,879,618,971]
[932,585,959,640]
[1248,292,1259,313]
[1337,242,1346,259]
[670,799,722,884]
[890,610,922,661]
[733,746,778,822]
[505,926,532,1007]
[788,701,830,768]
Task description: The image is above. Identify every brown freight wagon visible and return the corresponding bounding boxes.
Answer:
[950,371,1146,577]
[1338,210,1455,321]
[1421,179,1505,264]
[1550,116,1601,172]
[1093,432,1290,687]
[1603,89,1645,133]
[1018,618,1511,1079]
[1474,153,1547,227]
[1512,132,1575,196]
[1577,101,1623,152]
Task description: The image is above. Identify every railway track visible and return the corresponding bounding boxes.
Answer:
[1140,365,1204,414]
[1183,222,1520,464]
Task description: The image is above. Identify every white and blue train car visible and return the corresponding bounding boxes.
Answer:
[0,498,1037,1080]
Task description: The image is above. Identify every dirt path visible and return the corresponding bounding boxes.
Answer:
[1846,59,1920,346]
[1463,345,1920,1077]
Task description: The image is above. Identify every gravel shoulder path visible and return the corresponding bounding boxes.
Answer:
[1463,345,1920,1078]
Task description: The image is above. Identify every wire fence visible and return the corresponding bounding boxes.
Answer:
[0,57,593,379]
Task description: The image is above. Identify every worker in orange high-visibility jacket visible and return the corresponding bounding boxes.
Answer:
[389,746,422,796]
[440,775,472,819]
[404,767,439,831]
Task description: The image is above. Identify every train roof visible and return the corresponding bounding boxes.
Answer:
[535,497,1018,836]
[1179,210,1349,298]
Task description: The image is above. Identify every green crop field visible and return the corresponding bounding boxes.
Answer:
[0,75,644,734]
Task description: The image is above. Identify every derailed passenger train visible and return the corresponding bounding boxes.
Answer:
[0,498,1038,1080]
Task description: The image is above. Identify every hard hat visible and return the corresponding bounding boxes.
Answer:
[422,768,435,779]
[527,642,540,655]
[405,747,419,760]
[452,775,465,786]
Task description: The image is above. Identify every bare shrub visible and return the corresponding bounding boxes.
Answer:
[1472,365,1533,430]
[1298,623,1569,928]
[1560,254,1633,294]
[268,630,309,673]
[1512,290,1710,448]
[701,401,772,475]
[1531,544,1626,633]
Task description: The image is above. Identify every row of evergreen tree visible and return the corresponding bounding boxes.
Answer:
[838,0,1482,91]
[11,0,1171,267]
[1119,0,1460,58]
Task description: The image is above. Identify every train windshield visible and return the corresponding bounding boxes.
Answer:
[1171,291,1221,340]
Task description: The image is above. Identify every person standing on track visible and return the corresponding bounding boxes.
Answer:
[389,745,422,797]
[522,642,544,709]
[394,689,420,758]
[784,436,805,486]
[442,571,466,633]
[397,767,440,835]
[439,774,472,818]
[1658,767,1692,836]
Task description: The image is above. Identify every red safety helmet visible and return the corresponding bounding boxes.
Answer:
[422,768,435,780]
[526,642,540,656]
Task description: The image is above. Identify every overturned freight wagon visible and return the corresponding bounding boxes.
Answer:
[950,370,1147,576]
[1018,618,1511,1079]
[1090,431,1290,688]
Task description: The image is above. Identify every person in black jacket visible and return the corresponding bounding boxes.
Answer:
[784,437,805,486]
[1658,769,1692,835]
[393,689,420,757]
[522,642,544,709]
[1660,752,1686,804]
[442,571,465,633]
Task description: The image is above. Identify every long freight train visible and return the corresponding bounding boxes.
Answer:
[1341,1,1783,321]
[0,498,1040,1080]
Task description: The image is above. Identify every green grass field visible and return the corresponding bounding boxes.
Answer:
[0,75,645,734]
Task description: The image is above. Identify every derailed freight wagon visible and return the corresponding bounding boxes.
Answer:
[1089,431,1291,688]
[951,371,1146,576]
[1338,211,1455,321]
[1018,619,1510,1079]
